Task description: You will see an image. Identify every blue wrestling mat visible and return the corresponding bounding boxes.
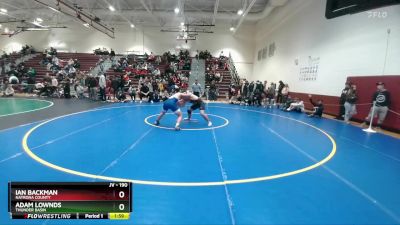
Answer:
[0,102,399,224]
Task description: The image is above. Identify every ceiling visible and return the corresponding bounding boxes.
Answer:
[0,0,287,37]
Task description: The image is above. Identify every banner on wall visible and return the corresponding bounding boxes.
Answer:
[298,56,320,82]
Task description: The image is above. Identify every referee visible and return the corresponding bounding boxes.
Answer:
[191,79,202,97]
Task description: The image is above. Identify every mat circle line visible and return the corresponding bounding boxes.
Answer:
[144,113,229,130]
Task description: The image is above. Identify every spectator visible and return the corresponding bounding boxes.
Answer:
[27,75,35,93]
[73,59,80,69]
[63,80,71,99]
[75,82,84,99]
[265,82,276,108]
[248,81,256,103]
[241,80,249,100]
[128,84,136,101]
[337,82,351,120]
[37,80,51,97]
[263,80,268,95]
[252,81,264,106]
[209,80,218,101]
[9,75,19,84]
[49,47,57,56]
[67,58,74,66]
[228,83,237,103]
[281,84,289,106]
[88,75,98,100]
[110,49,115,60]
[4,62,11,74]
[158,80,165,93]
[99,73,106,101]
[146,81,154,103]
[0,79,6,92]
[215,72,223,83]
[139,83,150,103]
[111,76,120,100]
[155,56,162,65]
[161,89,169,101]
[308,95,324,117]
[152,68,161,76]
[276,80,284,104]
[148,52,156,61]
[50,76,58,96]
[286,98,305,112]
[362,82,391,130]
[116,88,127,102]
[219,51,224,59]
[3,84,14,97]
[27,67,36,77]
[153,90,161,102]
[344,84,358,124]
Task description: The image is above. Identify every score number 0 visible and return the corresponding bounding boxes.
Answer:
[118,190,125,211]
[109,183,129,211]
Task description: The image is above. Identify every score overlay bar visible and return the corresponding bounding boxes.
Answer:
[8,182,132,220]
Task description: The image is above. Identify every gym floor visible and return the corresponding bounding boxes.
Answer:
[1,97,399,225]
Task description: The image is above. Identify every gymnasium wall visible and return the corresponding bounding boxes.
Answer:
[0,23,255,79]
[289,75,400,132]
[251,0,400,96]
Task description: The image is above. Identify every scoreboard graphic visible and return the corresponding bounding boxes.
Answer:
[8,182,132,220]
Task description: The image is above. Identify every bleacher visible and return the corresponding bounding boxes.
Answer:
[105,56,233,99]
[104,58,169,87]
[22,53,101,82]
[217,70,232,97]
[4,50,237,101]
[8,53,23,64]
[0,53,24,65]
[56,53,100,72]
[205,58,233,98]
[22,54,48,82]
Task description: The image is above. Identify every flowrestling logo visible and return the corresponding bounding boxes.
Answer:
[24,213,72,219]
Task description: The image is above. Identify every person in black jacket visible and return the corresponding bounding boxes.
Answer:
[362,82,391,129]
[344,84,358,123]
[276,81,284,104]
[63,79,71,99]
[111,77,120,100]
[139,84,150,103]
[252,81,263,106]
[241,80,249,104]
[86,76,97,100]
[337,82,351,120]
[308,95,324,117]
[110,49,115,60]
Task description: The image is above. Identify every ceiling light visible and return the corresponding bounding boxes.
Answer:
[36,18,43,23]
[4,27,9,33]
[109,5,115,12]
[0,8,7,13]
[0,24,2,28]
[237,9,243,15]
[174,7,180,14]
[230,26,235,32]
[180,22,185,26]
[130,24,135,28]
[83,23,90,28]
[26,28,50,31]
[49,6,59,12]
[33,20,45,27]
